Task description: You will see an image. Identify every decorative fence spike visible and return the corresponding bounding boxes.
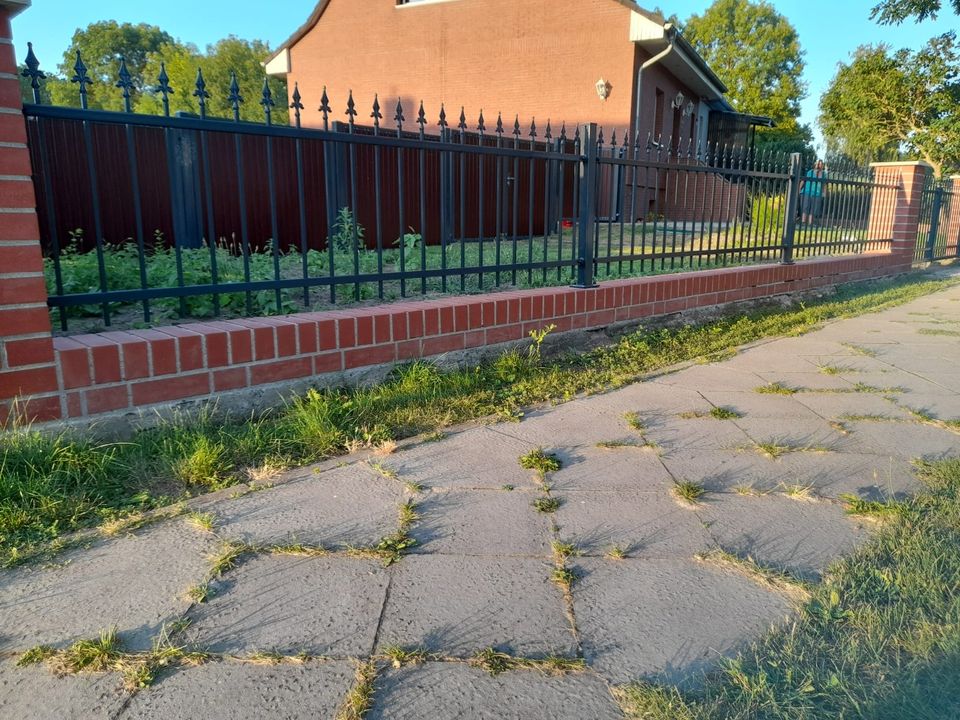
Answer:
[193,68,210,119]
[290,83,303,128]
[529,118,537,140]
[610,128,617,147]
[496,112,504,138]
[458,107,467,135]
[371,94,382,134]
[71,50,92,110]
[513,114,521,138]
[22,42,46,104]
[477,109,486,135]
[116,57,134,112]
[544,119,552,142]
[228,71,243,122]
[438,103,448,130]
[417,101,426,138]
[345,90,357,131]
[319,86,331,130]
[261,77,275,125]
[394,98,404,134]
[559,122,567,143]
[157,62,172,117]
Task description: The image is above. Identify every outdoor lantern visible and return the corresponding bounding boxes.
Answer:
[672,91,685,109]
[596,78,612,101]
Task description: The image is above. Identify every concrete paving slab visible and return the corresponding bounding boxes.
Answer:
[896,395,960,422]
[718,348,820,374]
[410,489,553,556]
[653,365,768,392]
[793,392,912,421]
[184,555,388,656]
[376,555,576,658]
[210,464,402,549]
[753,371,857,392]
[696,390,824,420]
[548,446,675,492]
[699,493,869,581]
[571,558,791,685]
[644,417,754,457]
[775,451,921,501]
[367,662,623,720]
[0,520,214,653]
[600,381,716,417]
[388,427,533,490]
[0,658,126,720]
[118,660,355,719]
[659,450,793,494]
[554,491,711,559]
[843,421,960,461]
[731,417,853,453]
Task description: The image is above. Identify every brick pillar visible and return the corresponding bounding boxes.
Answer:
[868,161,932,269]
[945,175,960,258]
[0,0,60,424]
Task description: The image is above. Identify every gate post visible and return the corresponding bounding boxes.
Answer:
[925,184,944,262]
[572,123,598,288]
[780,152,802,265]
[868,161,932,269]
[0,0,62,424]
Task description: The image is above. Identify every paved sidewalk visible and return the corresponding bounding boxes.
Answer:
[3,282,960,719]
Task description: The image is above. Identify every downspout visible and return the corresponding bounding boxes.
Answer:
[633,22,677,145]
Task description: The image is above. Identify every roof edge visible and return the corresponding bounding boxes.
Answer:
[265,0,332,67]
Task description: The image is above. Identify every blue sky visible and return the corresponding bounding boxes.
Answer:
[13,1,959,151]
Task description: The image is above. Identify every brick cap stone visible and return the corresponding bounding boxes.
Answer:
[868,160,933,169]
[0,0,30,17]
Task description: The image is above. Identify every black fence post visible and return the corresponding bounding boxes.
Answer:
[925,185,943,262]
[780,152,802,265]
[573,122,599,288]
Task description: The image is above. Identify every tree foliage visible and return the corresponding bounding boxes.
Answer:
[24,22,285,123]
[683,0,807,130]
[819,33,960,177]
[870,0,960,23]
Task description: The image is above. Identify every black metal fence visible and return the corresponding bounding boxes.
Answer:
[917,177,960,262]
[20,45,900,333]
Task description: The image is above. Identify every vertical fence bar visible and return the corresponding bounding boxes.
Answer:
[574,123,598,288]
[781,152,802,265]
[33,118,67,331]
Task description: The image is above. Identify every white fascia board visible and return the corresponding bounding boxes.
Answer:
[265,49,291,77]
[629,10,666,42]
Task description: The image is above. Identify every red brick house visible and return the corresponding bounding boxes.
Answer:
[266,0,770,152]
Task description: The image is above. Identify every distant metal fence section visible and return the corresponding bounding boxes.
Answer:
[917,177,960,262]
[20,44,900,333]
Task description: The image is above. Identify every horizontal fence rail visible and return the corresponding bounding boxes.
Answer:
[19,44,901,333]
[917,178,960,262]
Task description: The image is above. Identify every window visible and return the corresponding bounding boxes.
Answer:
[654,89,664,140]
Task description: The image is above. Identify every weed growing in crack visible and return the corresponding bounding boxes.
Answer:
[209,542,252,577]
[337,659,377,720]
[607,545,628,560]
[382,645,433,668]
[624,412,646,432]
[696,548,811,603]
[597,439,641,449]
[780,483,817,501]
[533,496,563,513]
[470,648,585,676]
[551,565,578,591]
[755,382,797,396]
[519,448,563,476]
[186,583,213,603]
[840,493,909,520]
[672,480,706,506]
[185,512,215,533]
[551,540,579,561]
[16,645,56,667]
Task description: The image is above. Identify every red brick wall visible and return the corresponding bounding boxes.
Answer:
[286,0,700,142]
[38,253,902,423]
[0,5,60,425]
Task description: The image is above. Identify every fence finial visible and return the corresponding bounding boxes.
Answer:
[529,117,537,140]
[157,63,173,117]
[193,68,210,118]
[544,119,552,143]
[371,94,382,134]
[513,114,521,139]
[22,42,46,104]
[71,50,92,110]
[229,72,243,122]
[394,98,404,134]
[116,56,134,112]
[320,86,331,130]
[559,122,567,143]
[260,77,275,126]
[345,89,357,132]
[417,101,426,138]
[495,112,504,138]
[438,103,448,130]
[458,107,467,134]
[477,109,486,135]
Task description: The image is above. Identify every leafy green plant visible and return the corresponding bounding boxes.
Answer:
[329,207,366,253]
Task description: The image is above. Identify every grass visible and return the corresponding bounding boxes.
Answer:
[779,483,818,501]
[624,412,646,432]
[209,541,251,577]
[337,660,378,720]
[672,480,707,506]
[917,327,960,337]
[755,382,797,395]
[679,406,743,420]
[185,511,216,533]
[840,493,910,520]
[697,548,811,603]
[551,540,579,561]
[618,458,960,720]
[596,439,642,449]
[186,582,213,603]
[753,442,797,460]
[3,274,957,567]
[607,544,628,559]
[842,342,878,357]
[518,448,563,476]
[470,648,586,676]
[382,645,433,668]
[533,496,563,514]
[818,363,856,376]
[551,565,578,591]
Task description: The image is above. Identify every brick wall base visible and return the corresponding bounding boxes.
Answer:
[0,253,910,428]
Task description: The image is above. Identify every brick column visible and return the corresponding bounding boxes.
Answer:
[0,0,60,424]
[944,175,960,258]
[868,161,932,269]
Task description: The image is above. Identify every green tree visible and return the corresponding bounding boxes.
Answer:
[48,21,177,111]
[684,0,806,128]
[871,0,960,23]
[819,33,960,177]
[137,37,287,123]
